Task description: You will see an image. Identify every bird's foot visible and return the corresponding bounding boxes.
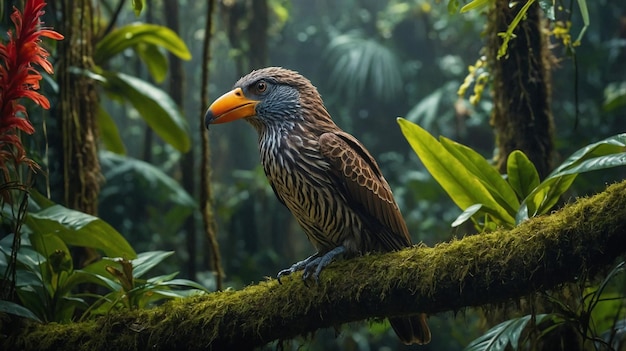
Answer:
[277,253,319,283]
[277,246,346,284]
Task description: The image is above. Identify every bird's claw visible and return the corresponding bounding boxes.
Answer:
[277,246,346,284]
[277,254,319,284]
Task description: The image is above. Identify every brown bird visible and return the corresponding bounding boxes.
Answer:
[205,67,430,345]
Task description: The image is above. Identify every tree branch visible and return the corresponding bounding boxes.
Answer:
[6,181,626,350]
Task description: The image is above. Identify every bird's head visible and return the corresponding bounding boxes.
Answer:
[205,67,333,132]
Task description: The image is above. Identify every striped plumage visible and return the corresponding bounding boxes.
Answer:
[205,67,430,345]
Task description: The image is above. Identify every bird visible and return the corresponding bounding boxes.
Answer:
[204,67,431,345]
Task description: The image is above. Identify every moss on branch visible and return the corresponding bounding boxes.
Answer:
[5,181,626,350]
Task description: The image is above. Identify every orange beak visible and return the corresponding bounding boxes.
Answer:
[204,87,259,128]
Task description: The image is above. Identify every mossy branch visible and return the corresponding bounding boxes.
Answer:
[6,181,626,351]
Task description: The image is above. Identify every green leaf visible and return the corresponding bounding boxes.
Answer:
[135,43,169,83]
[447,0,460,14]
[132,251,174,278]
[406,86,444,128]
[549,134,626,176]
[146,271,179,284]
[30,231,73,274]
[460,0,492,13]
[516,174,577,223]
[94,23,191,64]
[464,314,550,351]
[398,118,514,226]
[76,261,123,291]
[131,0,144,16]
[15,287,47,322]
[100,151,196,209]
[441,137,519,215]
[551,153,626,177]
[28,189,56,210]
[160,278,209,292]
[25,205,136,259]
[97,105,126,154]
[0,300,42,322]
[516,134,626,223]
[603,82,626,112]
[452,203,483,227]
[15,269,43,287]
[574,0,589,44]
[101,71,191,153]
[507,150,540,200]
[62,270,119,295]
[0,235,46,271]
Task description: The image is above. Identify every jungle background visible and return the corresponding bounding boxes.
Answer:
[1,0,625,350]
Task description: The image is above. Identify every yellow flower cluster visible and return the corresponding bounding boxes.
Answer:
[458,56,489,106]
[552,21,580,47]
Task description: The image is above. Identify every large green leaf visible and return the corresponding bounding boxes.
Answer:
[101,71,191,152]
[132,251,174,278]
[94,23,191,64]
[30,231,73,276]
[550,134,626,176]
[0,300,42,322]
[135,43,169,83]
[0,235,46,272]
[441,137,519,215]
[77,260,123,291]
[25,205,136,259]
[507,150,540,200]
[464,314,550,351]
[398,118,514,226]
[100,151,196,209]
[551,152,626,177]
[97,105,126,154]
[517,134,626,222]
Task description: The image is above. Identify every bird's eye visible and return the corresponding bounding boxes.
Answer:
[254,81,267,94]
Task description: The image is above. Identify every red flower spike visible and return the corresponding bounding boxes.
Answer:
[0,0,63,171]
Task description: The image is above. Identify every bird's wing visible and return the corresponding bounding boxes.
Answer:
[319,131,412,250]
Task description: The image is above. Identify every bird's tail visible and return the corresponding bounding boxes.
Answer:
[389,313,431,345]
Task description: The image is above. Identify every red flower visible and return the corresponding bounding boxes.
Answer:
[0,0,63,174]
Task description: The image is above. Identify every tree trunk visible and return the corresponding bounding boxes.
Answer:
[57,0,101,266]
[488,0,555,178]
[5,180,626,350]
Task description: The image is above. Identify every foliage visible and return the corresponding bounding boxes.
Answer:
[81,251,207,315]
[458,0,589,58]
[0,195,205,323]
[323,31,403,103]
[89,23,192,153]
[0,194,137,322]
[131,0,145,17]
[0,0,62,318]
[398,118,626,230]
[98,151,196,253]
[463,314,553,351]
[463,261,626,351]
[89,70,191,153]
